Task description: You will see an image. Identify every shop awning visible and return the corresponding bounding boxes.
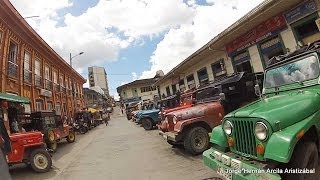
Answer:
[0,93,29,103]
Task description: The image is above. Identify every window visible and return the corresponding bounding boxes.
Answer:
[166,86,171,96]
[296,19,319,40]
[55,103,61,115]
[186,74,195,89]
[23,51,31,83]
[172,84,177,94]
[197,68,209,85]
[60,74,64,87]
[35,58,42,86]
[233,51,252,73]
[212,59,226,78]
[45,65,51,90]
[8,41,18,77]
[260,36,284,66]
[36,100,43,111]
[132,88,138,97]
[53,71,58,84]
[179,79,185,92]
[47,102,53,111]
[65,77,69,89]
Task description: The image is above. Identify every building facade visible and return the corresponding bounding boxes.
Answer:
[84,88,107,110]
[88,66,109,96]
[0,0,86,132]
[156,0,320,96]
[117,73,163,107]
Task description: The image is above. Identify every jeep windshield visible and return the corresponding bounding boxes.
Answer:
[264,54,320,89]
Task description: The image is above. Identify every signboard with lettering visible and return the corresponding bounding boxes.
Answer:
[285,0,317,24]
[40,89,52,97]
[226,14,287,55]
[124,97,141,103]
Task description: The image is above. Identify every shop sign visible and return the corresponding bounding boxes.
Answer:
[226,14,287,55]
[124,97,141,103]
[40,89,52,97]
[285,0,317,24]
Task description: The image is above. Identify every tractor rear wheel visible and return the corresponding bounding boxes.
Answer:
[30,148,52,173]
[45,129,55,144]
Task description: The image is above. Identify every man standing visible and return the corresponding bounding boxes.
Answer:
[0,117,12,180]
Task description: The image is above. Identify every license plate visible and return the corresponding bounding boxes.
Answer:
[162,134,167,140]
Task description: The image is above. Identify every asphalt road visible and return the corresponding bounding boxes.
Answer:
[10,107,219,180]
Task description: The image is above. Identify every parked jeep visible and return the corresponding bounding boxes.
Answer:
[160,72,263,155]
[125,103,139,120]
[158,90,196,132]
[203,42,320,180]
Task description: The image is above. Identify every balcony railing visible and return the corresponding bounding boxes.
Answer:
[61,86,66,93]
[8,61,18,78]
[45,79,52,90]
[54,83,60,92]
[35,74,42,87]
[23,70,32,83]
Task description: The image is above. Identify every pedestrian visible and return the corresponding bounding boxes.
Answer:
[121,107,124,114]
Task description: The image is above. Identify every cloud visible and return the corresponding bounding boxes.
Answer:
[140,0,264,78]
[132,72,138,81]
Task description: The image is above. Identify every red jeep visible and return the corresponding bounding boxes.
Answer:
[158,90,196,132]
[160,72,263,155]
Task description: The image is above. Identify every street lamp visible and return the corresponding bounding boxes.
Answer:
[24,15,40,19]
[69,52,84,67]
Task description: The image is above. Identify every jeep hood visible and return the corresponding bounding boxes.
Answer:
[228,90,320,130]
[140,109,160,115]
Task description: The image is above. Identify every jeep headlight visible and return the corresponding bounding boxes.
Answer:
[173,116,177,124]
[223,120,233,135]
[255,122,268,141]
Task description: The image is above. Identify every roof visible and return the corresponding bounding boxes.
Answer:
[154,0,302,85]
[117,78,158,93]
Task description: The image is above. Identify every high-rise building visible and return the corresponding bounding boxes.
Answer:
[88,66,109,96]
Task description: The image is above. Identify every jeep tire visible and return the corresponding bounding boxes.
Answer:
[142,118,153,130]
[30,148,52,173]
[66,130,76,143]
[184,127,209,155]
[286,141,318,180]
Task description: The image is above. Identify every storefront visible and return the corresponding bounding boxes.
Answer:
[226,13,288,72]
[285,0,320,45]
[197,67,209,86]
[179,79,186,92]
[0,93,30,134]
[186,74,195,89]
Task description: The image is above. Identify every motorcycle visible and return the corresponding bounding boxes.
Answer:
[73,119,88,134]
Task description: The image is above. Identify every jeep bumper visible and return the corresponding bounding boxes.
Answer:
[159,131,181,142]
[203,148,281,180]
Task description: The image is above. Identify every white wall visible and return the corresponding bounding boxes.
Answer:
[248,45,264,73]
[280,27,297,53]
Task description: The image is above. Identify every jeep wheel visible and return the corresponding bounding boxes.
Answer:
[47,141,57,153]
[184,127,209,155]
[45,129,55,144]
[142,118,153,130]
[30,148,52,173]
[66,131,76,143]
[286,141,318,180]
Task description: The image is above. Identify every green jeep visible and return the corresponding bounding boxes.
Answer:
[203,42,320,180]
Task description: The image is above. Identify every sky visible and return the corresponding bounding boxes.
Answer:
[10,0,264,100]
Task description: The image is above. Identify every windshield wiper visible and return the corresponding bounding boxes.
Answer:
[290,79,304,85]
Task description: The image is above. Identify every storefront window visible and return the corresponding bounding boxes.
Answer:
[233,51,252,73]
[166,86,171,96]
[171,84,177,94]
[179,79,185,92]
[36,100,43,111]
[260,36,285,66]
[197,68,209,85]
[186,74,195,89]
[212,59,226,78]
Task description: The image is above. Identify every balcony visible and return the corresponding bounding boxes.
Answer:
[61,86,66,93]
[8,61,18,78]
[23,70,32,83]
[45,79,52,90]
[35,74,42,87]
[54,83,60,92]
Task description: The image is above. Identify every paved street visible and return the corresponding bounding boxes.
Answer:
[11,107,219,180]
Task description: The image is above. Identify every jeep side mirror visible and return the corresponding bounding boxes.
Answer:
[219,93,226,101]
[254,84,262,97]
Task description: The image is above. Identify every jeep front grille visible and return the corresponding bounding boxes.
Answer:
[231,119,257,158]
